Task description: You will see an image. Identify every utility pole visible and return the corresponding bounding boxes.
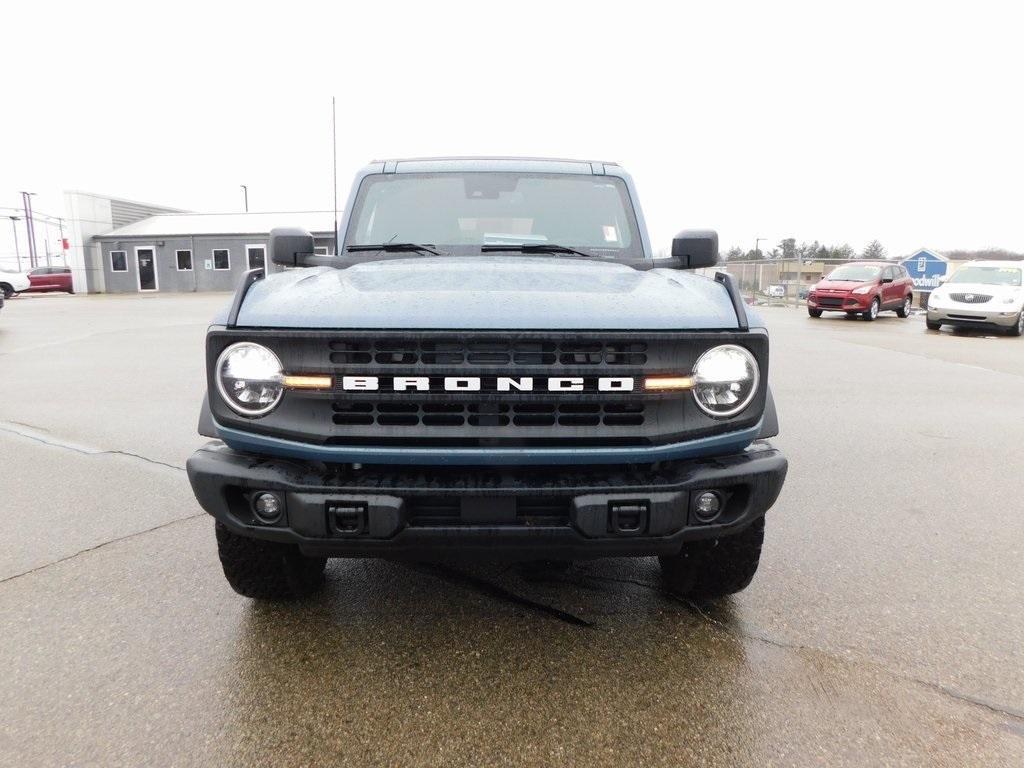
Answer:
[332,95,338,257]
[8,216,21,271]
[754,237,764,259]
[21,192,37,269]
[240,185,249,212]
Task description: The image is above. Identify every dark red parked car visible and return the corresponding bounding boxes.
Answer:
[807,261,913,321]
[26,266,74,294]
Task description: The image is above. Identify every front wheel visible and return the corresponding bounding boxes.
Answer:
[215,522,327,599]
[808,307,822,318]
[896,295,913,318]
[926,319,942,331]
[659,517,765,600]
[863,298,880,321]
[1008,312,1024,337]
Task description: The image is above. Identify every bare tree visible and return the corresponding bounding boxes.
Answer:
[861,240,886,260]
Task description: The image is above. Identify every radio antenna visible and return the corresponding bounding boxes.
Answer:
[332,96,339,257]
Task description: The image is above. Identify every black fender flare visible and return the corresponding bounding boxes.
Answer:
[198,394,217,438]
[757,386,779,439]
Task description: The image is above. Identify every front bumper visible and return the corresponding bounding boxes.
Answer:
[187,441,787,559]
[927,306,1021,329]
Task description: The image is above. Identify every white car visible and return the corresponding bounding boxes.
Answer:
[0,268,31,299]
[926,260,1024,336]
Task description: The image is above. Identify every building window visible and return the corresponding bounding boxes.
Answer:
[111,250,128,272]
[176,250,193,271]
[246,245,266,270]
[314,246,330,256]
[213,249,230,270]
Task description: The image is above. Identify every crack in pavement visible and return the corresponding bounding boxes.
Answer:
[0,512,205,586]
[409,562,594,627]
[0,422,185,472]
[579,571,1024,726]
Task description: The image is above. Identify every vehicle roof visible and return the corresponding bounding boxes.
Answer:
[94,211,337,239]
[957,260,1024,268]
[369,156,621,175]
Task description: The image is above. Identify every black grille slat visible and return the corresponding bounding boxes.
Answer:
[331,338,649,367]
[406,496,571,527]
[330,401,647,428]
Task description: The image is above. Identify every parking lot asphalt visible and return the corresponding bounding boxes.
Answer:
[1,294,1022,767]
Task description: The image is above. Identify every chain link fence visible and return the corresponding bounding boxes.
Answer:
[695,258,914,308]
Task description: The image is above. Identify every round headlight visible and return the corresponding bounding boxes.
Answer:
[215,342,284,416]
[691,344,759,418]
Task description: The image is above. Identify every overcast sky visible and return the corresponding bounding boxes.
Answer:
[2,0,1021,264]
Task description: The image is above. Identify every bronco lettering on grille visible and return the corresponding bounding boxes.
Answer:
[340,376,635,392]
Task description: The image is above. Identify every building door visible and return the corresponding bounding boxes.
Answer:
[246,245,266,271]
[136,248,157,291]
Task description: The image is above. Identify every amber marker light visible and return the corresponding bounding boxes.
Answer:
[282,375,334,390]
[644,375,695,391]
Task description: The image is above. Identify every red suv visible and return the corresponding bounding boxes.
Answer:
[807,261,913,320]
[26,266,74,294]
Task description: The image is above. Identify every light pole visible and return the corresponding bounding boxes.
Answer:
[754,237,764,259]
[240,185,249,212]
[8,216,21,271]
[20,191,37,269]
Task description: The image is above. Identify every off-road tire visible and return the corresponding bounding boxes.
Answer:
[215,522,327,599]
[808,307,822,318]
[926,320,941,331]
[896,295,912,318]
[1008,312,1024,337]
[659,516,765,600]
[863,298,880,321]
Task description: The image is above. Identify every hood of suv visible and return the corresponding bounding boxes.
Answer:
[231,256,747,330]
[815,280,873,292]
[934,282,1023,301]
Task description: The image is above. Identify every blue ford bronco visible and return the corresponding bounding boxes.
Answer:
[186,158,787,600]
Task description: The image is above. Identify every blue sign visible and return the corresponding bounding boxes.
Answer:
[901,249,948,290]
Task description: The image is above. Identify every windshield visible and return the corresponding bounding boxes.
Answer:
[947,265,1022,287]
[825,264,881,282]
[345,172,644,258]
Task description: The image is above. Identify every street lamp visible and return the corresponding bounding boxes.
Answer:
[8,216,21,271]
[20,192,37,269]
[754,237,764,258]
[240,185,249,212]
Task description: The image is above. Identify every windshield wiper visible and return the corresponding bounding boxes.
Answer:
[480,243,596,258]
[346,243,442,256]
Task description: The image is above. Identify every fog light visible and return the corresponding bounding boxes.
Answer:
[694,491,721,522]
[253,492,283,523]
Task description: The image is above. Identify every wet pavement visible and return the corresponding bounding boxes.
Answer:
[1,294,1022,766]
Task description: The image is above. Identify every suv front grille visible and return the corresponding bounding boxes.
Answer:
[816,297,846,307]
[949,293,992,304]
[207,329,770,450]
[333,401,645,428]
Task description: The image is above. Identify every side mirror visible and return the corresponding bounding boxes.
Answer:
[671,229,718,269]
[270,227,317,267]
[881,276,893,284]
